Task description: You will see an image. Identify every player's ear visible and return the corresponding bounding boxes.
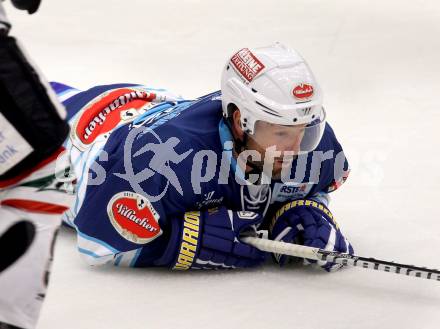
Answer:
[232,108,245,140]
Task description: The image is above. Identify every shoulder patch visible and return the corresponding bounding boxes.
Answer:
[71,88,156,151]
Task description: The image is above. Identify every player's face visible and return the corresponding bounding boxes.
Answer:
[246,121,306,177]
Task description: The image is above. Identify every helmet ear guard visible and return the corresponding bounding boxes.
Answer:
[224,103,252,136]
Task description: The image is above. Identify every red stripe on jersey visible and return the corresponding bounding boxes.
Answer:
[1,199,69,214]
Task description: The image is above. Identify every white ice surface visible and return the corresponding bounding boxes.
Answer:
[4,0,440,328]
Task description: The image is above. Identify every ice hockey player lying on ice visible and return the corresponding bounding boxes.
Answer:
[55,43,353,271]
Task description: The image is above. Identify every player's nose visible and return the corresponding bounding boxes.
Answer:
[280,135,301,154]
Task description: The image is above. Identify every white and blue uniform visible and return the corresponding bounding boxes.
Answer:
[52,82,350,268]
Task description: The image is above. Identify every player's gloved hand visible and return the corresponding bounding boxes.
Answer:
[156,207,266,270]
[269,199,354,272]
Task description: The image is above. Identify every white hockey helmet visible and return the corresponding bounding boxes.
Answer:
[221,43,326,153]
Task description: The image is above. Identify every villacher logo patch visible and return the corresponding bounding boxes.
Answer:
[292,83,314,101]
[107,191,162,244]
[71,88,156,151]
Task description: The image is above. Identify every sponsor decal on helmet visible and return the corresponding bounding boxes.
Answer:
[292,83,314,101]
[107,191,162,244]
[71,88,156,151]
[230,48,265,83]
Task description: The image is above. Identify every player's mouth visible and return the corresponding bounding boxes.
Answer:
[273,155,298,166]
[274,156,294,162]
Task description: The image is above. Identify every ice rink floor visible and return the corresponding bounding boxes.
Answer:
[4,0,440,328]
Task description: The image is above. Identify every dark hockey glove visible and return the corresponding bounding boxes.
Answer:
[11,0,41,14]
[269,199,354,272]
[0,35,69,180]
[156,207,266,270]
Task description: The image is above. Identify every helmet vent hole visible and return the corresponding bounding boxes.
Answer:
[293,118,298,122]
[226,65,230,70]
[251,88,258,93]
[312,115,315,119]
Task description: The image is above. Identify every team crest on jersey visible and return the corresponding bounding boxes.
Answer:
[107,191,162,244]
[241,184,271,216]
[230,48,265,83]
[70,88,157,151]
[292,83,314,101]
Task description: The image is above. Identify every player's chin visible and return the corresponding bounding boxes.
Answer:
[275,157,293,167]
[271,158,294,178]
[270,163,283,179]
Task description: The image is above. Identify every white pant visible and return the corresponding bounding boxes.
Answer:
[0,149,74,329]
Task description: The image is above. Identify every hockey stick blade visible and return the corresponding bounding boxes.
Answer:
[241,237,440,281]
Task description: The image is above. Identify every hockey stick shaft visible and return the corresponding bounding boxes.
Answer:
[241,237,440,281]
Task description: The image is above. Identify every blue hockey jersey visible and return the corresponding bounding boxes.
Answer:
[52,82,350,268]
